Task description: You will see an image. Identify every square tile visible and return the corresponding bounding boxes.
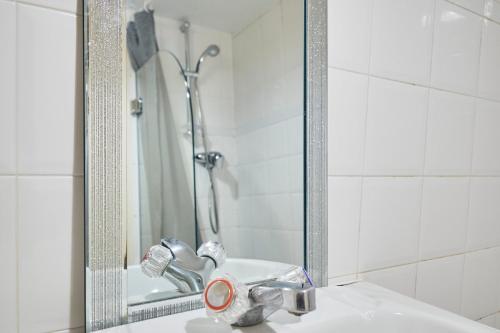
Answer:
[419,178,469,260]
[0,0,16,174]
[360,264,417,298]
[364,78,428,175]
[416,255,464,313]
[370,0,434,84]
[461,247,500,320]
[358,177,422,271]
[18,176,84,333]
[328,177,362,277]
[424,90,475,175]
[478,314,497,328]
[328,69,368,175]
[431,0,482,95]
[328,0,372,72]
[467,177,500,251]
[328,275,358,286]
[449,0,486,14]
[0,177,17,333]
[17,5,83,175]
[18,0,82,15]
[484,0,500,23]
[472,99,500,175]
[281,0,304,72]
[478,19,500,101]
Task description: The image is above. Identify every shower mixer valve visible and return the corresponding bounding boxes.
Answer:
[141,238,226,293]
[195,151,224,170]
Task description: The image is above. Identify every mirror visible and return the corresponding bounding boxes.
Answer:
[124,0,305,307]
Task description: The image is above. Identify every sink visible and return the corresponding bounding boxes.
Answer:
[106,282,499,332]
[128,258,294,304]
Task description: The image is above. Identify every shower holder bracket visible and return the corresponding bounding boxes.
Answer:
[131,97,143,116]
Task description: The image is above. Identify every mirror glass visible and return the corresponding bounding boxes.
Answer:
[125,0,305,306]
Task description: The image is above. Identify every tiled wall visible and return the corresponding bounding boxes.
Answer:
[0,1,84,332]
[231,0,304,265]
[328,0,500,327]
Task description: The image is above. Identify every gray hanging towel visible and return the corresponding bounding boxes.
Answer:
[127,10,159,71]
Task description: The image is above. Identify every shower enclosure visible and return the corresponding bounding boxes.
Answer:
[127,10,228,257]
[163,21,224,236]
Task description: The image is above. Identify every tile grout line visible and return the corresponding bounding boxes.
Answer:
[15,0,82,16]
[354,0,376,280]
[351,245,500,276]
[414,0,439,294]
[327,174,500,178]
[327,65,500,105]
[14,1,19,331]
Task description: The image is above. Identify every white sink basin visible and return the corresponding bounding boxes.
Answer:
[108,282,498,332]
[128,258,293,304]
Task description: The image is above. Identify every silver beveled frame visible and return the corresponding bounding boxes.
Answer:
[84,0,327,331]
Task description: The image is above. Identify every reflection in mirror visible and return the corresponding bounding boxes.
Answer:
[125,0,305,306]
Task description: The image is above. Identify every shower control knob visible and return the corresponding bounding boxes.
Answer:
[141,245,173,278]
[197,241,226,268]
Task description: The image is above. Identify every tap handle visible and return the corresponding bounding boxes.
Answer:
[197,241,226,268]
[141,245,173,278]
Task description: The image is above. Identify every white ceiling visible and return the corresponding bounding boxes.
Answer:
[129,0,280,35]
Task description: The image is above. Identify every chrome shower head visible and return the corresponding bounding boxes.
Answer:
[180,20,190,33]
[204,45,220,57]
[195,45,220,72]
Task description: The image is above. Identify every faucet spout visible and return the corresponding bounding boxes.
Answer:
[204,268,316,327]
[141,238,226,293]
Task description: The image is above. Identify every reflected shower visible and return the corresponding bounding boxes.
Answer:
[164,20,224,237]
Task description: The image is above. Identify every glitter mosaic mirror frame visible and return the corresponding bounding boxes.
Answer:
[83,0,327,331]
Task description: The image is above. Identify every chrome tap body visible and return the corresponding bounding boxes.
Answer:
[141,238,225,293]
[235,281,316,326]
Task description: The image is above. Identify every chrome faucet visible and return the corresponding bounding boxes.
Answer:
[141,238,225,293]
[204,267,316,326]
[237,280,316,326]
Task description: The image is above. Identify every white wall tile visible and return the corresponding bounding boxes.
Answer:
[478,20,500,101]
[358,178,422,271]
[328,275,358,286]
[472,99,500,175]
[360,264,417,298]
[419,178,469,260]
[416,255,464,313]
[364,78,428,175]
[467,177,500,251]
[52,328,85,333]
[18,0,82,15]
[328,69,368,175]
[370,0,434,84]
[431,0,482,95]
[0,177,17,333]
[328,0,372,72]
[461,247,500,320]
[328,177,362,277]
[424,90,475,175]
[18,177,84,333]
[484,0,500,23]
[449,0,486,14]
[478,314,497,328]
[17,5,83,175]
[0,0,16,174]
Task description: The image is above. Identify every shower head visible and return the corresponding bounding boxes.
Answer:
[195,44,220,72]
[180,20,190,33]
